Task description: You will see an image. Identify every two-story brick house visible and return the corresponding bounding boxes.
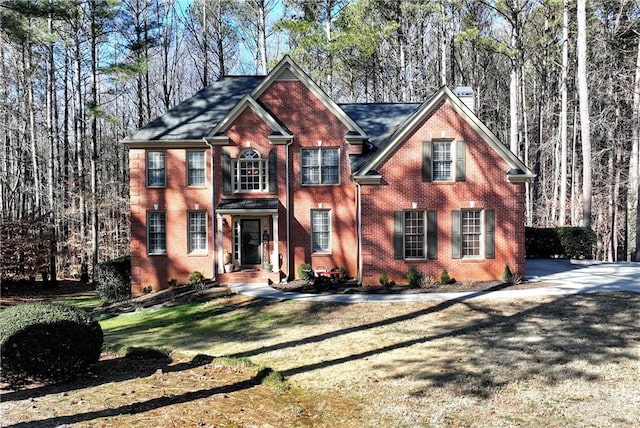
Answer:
[124,56,534,295]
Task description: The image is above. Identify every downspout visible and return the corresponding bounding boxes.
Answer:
[285,143,291,281]
[355,181,363,285]
[203,138,216,281]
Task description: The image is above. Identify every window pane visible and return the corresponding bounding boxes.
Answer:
[404,211,424,258]
[462,210,481,256]
[189,211,207,252]
[147,152,166,187]
[187,151,205,186]
[433,141,452,181]
[235,149,266,192]
[302,149,338,185]
[148,211,166,254]
[311,210,330,253]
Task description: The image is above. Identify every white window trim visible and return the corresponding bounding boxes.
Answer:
[146,151,166,188]
[404,210,426,260]
[432,139,455,182]
[188,210,208,254]
[147,211,167,255]
[232,149,268,193]
[186,150,206,187]
[311,209,331,254]
[461,209,484,259]
[301,148,341,186]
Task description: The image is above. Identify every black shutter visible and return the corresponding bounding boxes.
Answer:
[456,140,466,181]
[222,150,231,195]
[422,140,432,182]
[485,209,495,259]
[394,211,404,259]
[451,211,461,259]
[268,149,277,194]
[427,210,438,260]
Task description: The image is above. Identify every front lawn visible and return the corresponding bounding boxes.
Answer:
[2,289,639,427]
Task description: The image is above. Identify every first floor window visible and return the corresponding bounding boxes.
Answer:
[148,211,166,254]
[462,210,481,257]
[189,211,207,253]
[311,210,331,253]
[187,151,205,186]
[147,151,166,187]
[302,148,339,185]
[404,211,425,259]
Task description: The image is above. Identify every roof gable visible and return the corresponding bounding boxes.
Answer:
[206,94,292,142]
[355,86,534,182]
[251,56,368,139]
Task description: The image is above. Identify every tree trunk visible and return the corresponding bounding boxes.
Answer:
[559,0,569,226]
[631,33,640,261]
[577,0,592,228]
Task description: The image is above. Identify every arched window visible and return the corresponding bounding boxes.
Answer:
[234,149,267,192]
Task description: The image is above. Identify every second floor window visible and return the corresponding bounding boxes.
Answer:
[433,141,453,181]
[187,151,205,186]
[302,148,339,185]
[234,149,267,192]
[147,151,166,187]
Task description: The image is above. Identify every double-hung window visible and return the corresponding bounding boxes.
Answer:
[433,141,453,181]
[311,210,331,253]
[404,211,425,259]
[188,211,207,253]
[147,211,166,254]
[462,210,482,257]
[234,149,266,192]
[302,148,339,185]
[187,151,205,186]
[147,151,166,187]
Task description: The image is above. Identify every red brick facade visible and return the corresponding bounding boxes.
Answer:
[126,57,532,295]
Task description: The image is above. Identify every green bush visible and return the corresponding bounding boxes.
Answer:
[502,265,513,282]
[297,263,313,280]
[189,271,204,285]
[379,272,389,287]
[94,255,131,302]
[440,269,451,284]
[525,227,595,259]
[313,275,333,292]
[0,302,103,385]
[407,265,424,287]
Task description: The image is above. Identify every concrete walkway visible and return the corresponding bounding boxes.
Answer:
[227,259,640,302]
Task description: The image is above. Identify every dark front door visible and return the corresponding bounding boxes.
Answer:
[240,219,261,265]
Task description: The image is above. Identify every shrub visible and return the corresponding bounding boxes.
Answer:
[418,275,437,289]
[189,271,204,285]
[502,265,513,282]
[379,272,389,287]
[525,227,596,259]
[440,269,451,284]
[407,265,424,287]
[313,275,333,292]
[0,302,103,386]
[94,255,131,302]
[334,266,348,281]
[297,263,313,280]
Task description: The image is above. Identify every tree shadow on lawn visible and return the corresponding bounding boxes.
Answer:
[0,352,214,403]
[231,291,640,399]
[2,363,274,428]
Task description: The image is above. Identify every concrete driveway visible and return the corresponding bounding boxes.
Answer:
[525,258,640,294]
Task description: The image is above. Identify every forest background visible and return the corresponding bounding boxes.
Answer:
[1,0,639,284]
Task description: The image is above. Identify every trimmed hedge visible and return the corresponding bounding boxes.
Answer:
[0,302,103,385]
[525,227,596,259]
[94,255,131,301]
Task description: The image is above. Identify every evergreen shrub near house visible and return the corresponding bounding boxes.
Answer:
[94,255,131,302]
[407,265,424,287]
[0,302,103,386]
[525,227,596,259]
[297,263,313,281]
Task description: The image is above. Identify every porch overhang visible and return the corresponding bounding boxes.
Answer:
[216,198,279,215]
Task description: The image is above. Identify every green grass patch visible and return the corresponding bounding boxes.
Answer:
[52,295,104,312]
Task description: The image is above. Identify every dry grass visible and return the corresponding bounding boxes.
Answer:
[2,290,639,427]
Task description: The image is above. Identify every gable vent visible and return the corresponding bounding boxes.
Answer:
[276,68,298,81]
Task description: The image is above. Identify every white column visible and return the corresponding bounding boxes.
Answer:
[217,214,224,274]
[272,214,279,268]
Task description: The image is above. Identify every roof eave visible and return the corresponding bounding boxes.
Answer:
[122,139,209,149]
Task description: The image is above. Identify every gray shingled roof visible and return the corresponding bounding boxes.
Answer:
[340,103,421,148]
[126,76,264,141]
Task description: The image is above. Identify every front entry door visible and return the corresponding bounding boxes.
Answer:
[240,219,261,265]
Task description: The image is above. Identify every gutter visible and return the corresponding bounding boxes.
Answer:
[203,138,216,281]
[355,181,363,285]
[285,143,291,281]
